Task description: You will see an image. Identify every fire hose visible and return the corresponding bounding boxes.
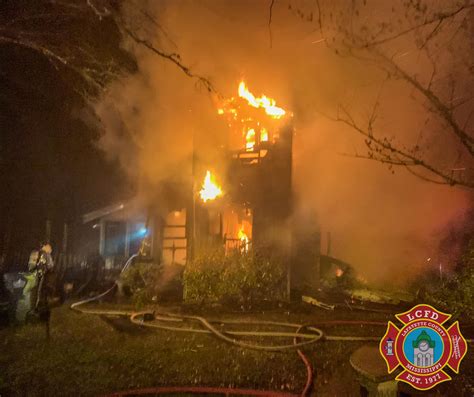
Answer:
[69,255,383,396]
[72,293,383,397]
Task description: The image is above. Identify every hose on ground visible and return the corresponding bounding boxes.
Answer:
[68,254,401,396]
[104,386,299,396]
[130,310,325,351]
[294,325,313,397]
[71,280,384,396]
[101,322,314,397]
[70,254,381,348]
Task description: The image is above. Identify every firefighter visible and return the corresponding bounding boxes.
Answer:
[28,242,55,330]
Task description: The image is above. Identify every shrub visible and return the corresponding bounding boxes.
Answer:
[422,239,474,320]
[183,247,286,307]
[120,261,163,308]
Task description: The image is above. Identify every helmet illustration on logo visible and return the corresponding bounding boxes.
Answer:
[379,304,468,390]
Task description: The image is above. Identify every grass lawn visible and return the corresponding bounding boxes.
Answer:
[0,303,472,396]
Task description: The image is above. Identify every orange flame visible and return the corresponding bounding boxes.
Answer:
[245,128,256,151]
[238,81,286,119]
[216,81,288,151]
[199,171,222,203]
[238,226,249,252]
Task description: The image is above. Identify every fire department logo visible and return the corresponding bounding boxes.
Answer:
[379,304,468,390]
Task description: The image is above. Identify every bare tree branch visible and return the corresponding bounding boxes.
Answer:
[121,26,215,93]
[338,151,416,166]
[359,3,474,48]
[1,0,217,100]
[86,0,110,19]
[0,34,115,95]
[315,0,323,36]
[138,9,178,50]
[333,107,473,187]
[305,1,474,188]
[420,18,443,49]
[377,51,474,156]
[268,0,276,48]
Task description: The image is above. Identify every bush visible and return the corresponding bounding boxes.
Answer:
[120,261,163,308]
[120,261,184,307]
[422,239,474,320]
[183,247,287,307]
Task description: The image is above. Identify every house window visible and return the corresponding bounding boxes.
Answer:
[104,221,126,256]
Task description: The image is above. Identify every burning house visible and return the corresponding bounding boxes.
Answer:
[193,82,293,255]
[83,81,321,298]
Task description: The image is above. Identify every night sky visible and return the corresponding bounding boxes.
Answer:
[0,1,133,253]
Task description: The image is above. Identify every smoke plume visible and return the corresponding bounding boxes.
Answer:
[95,0,473,285]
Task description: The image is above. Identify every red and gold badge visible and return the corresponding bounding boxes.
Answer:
[380,304,468,390]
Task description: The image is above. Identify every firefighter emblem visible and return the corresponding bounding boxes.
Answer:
[380,304,468,390]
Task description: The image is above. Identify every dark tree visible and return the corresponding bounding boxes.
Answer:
[0,0,134,262]
[0,0,215,263]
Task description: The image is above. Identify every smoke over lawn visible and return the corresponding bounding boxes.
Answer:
[95,0,473,285]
